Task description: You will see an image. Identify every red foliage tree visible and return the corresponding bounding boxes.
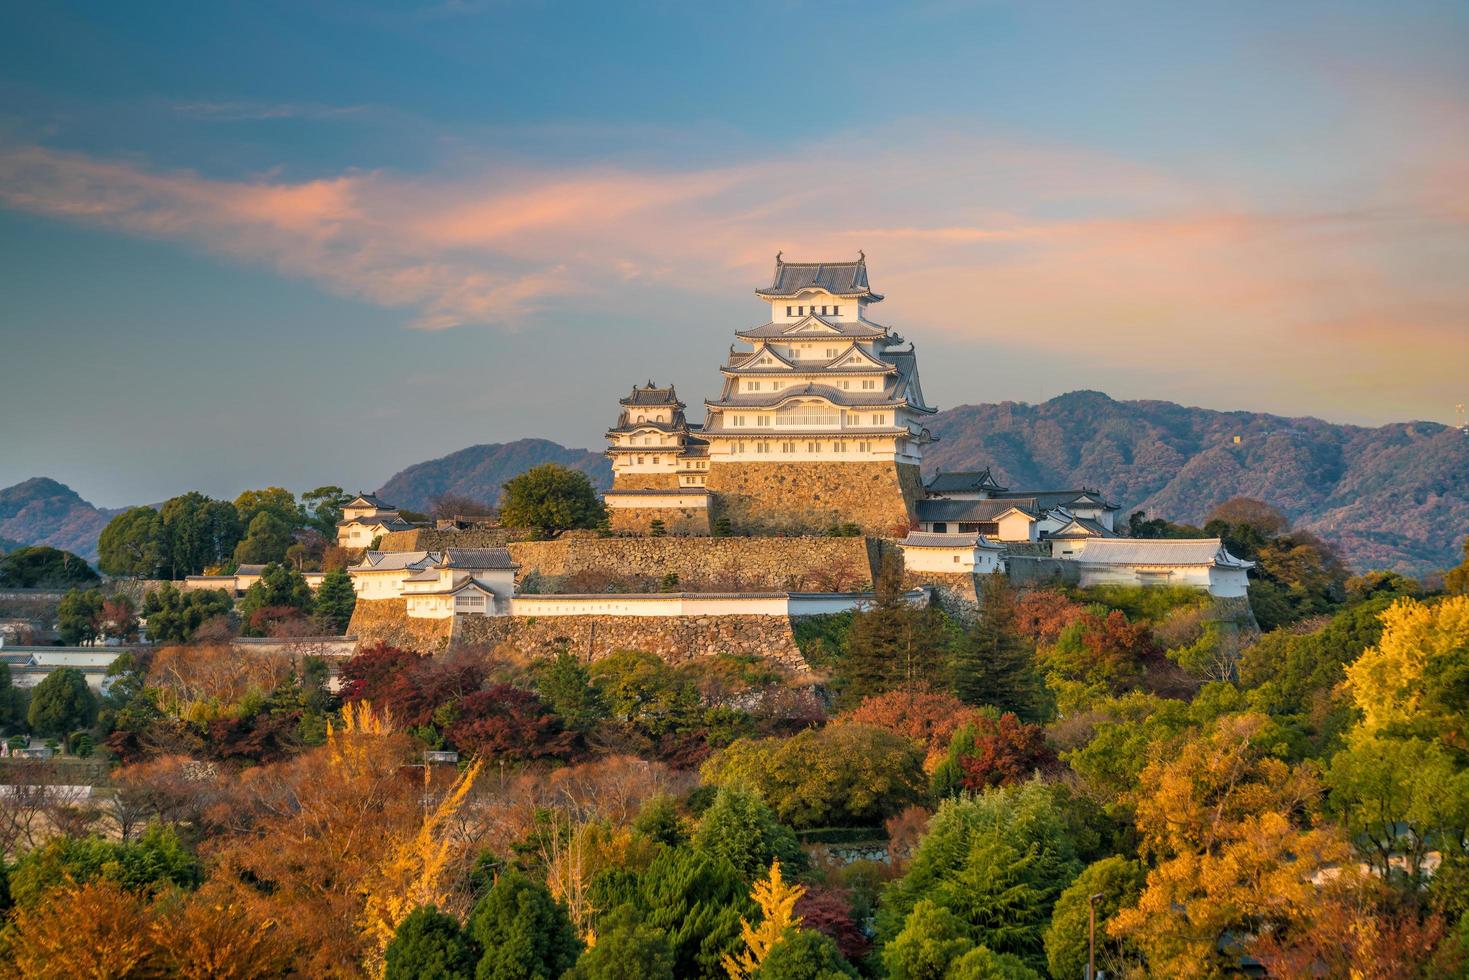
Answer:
[446,685,575,761]
[957,712,1058,790]
[337,643,422,702]
[794,886,871,961]
[204,711,301,765]
[1013,588,1087,644]
[841,689,981,753]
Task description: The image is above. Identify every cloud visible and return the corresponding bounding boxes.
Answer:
[171,100,373,121]
[0,114,1465,414]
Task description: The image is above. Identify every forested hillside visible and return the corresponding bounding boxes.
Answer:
[375,438,612,513]
[0,477,117,563]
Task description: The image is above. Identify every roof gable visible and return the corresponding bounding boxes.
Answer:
[756,253,882,301]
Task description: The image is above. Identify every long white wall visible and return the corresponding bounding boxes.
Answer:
[507,591,918,618]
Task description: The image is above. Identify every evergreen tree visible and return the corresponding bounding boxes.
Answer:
[97,506,166,578]
[691,788,805,883]
[468,871,581,980]
[0,546,99,589]
[233,511,297,565]
[536,648,607,731]
[56,588,104,645]
[565,907,674,980]
[753,928,858,980]
[950,577,1049,722]
[238,562,314,636]
[499,465,605,539]
[313,568,357,633]
[140,584,233,643]
[840,554,950,705]
[26,667,96,750]
[159,491,242,577]
[385,904,480,980]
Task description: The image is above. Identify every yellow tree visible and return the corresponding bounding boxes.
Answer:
[1109,714,1354,978]
[2,879,159,979]
[722,859,807,980]
[1344,595,1469,736]
[359,756,484,977]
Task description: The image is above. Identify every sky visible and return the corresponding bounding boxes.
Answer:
[1,1,1466,507]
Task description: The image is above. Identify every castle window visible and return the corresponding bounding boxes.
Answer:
[757,416,770,426]
[859,441,871,452]
[841,381,850,389]
[953,555,961,563]
[652,456,660,464]
[833,305,840,315]
[786,305,792,316]
[748,381,761,391]
[637,455,645,464]
[757,442,769,454]
[797,306,804,315]
[781,442,794,453]
[734,415,744,426]
[827,348,838,357]
[862,379,876,390]
[821,305,828,315]
[807,441,819,452]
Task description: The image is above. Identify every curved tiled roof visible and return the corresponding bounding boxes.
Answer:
[619,383,684,408]
[1074,538,1253,568]
[755,254,882,301]
[736,314,888,340]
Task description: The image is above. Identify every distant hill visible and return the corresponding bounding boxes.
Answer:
[375,438,613,512]
[0,477,119,564]
[925,391,1469,575]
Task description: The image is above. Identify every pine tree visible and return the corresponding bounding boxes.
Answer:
[950,577,1048,722]
[384,905,480,980]
[313,568,357,634]
[840,554,950,706]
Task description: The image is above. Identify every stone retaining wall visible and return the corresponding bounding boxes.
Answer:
[507,536,878,592]
[455,613,808,670]
[608,505,711,536]
[911,571,982,623]
[611,472,682,491]
[703,461,922,536]
[1005,556,1081,587]
[377,528,510,552]
[347,598,453,651]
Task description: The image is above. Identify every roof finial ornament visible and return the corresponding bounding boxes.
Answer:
[775,250,782,263]
[858,249,865,261]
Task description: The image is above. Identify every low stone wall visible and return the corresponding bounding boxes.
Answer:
[608,505,711,536]
[611,472,682,491]
[911,571,982,623]
[508,536,878,592]
[1005,556,1081,587]
[377,528,510,552]
[455,613,808,671]
[347,598,453,651]
[703,461,922,536]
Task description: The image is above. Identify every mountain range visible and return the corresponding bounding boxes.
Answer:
[3,393,1465,575]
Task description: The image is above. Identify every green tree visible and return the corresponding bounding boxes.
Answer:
[950,577,1048,721]
[1043,856,1145,980]
[56,588,104,645]
[588,650,701,739]
[237,562,314,636]
[701,725,927,829]
[536,649,607,731]
[233,486,300,529]
[0,663,24,731]
[566,908,674,980]
[0,546,99,589]
[159,491,242,577]
[385,904,481,980]
[302,485,353,536]
[313,567,357,633]
[691,788,806,883]
[884,900,974,980]
[840,554,951,705]
[97,506,166,578]
[469,870,581,980]
[754,928,858,979]
[498,464,605,539]
[27,667,96,749]
[878,783,1079,973]
[8,825,202,908]
[140,584,233,643]
[233,511,298,565]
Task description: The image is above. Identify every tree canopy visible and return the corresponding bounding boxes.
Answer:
[497,464,605,539]
[0,546,99,589]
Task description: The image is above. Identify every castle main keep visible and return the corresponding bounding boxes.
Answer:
[603,254,936,535]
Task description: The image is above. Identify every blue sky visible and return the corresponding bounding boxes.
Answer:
[2,1,1466,506]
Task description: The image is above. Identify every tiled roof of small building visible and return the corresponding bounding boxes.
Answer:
[1074,538,1253,568]
[900,531,1004,549]
[349,493,391,508]
[440,548,519,570]
[925,469,1008,493]
[915,499,1039,522]
[992,489,1118,511]
[755,254,882,300]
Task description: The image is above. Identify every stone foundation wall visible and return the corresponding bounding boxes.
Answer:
[1005,556,1081,587]
[608,505,711,536]
[704,461,922,536]
[377,528,510,552]
[909,571,982,623]
[611,472,682,491]
[347,598,454,651]
[455,613,808,671]
[507,537,878,592]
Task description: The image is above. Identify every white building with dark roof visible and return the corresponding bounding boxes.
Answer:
[1065,537,1254,597]
[348,548,519,616]
[336,493,416,549]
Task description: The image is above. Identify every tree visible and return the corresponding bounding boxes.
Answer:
[431,493,497,521]
[313,567,357,633]
[98,595,139,643]
[160,491,242,578]
[2,879,159,978]
[565,907,674,980]
[723,860,807,979]
[383,904,481,980]
[1109,714,1354,978]
[877,782,1079,972]
[1344,595,1469,741]
[469,871,582,980]
[954,713,1057,791]
[753,928,857,980]
[97,506,166,578]
[498,464,605,539]
[691,788,806,882]
[233,486,300,529]
[1447,535,1469,595]
[27,667,96,750]
[1039,609,1156,693]
[0,546,99,588]
[842,688,982,755]
[8,824,201,908]
[238,562,314,637]
[840,554,951,704]
[950,577,1047,721]
[883,900,975,980]
[536,649,608,731]
[233,511,298,565]
[446,685,576,761]
[1044,856,1145,980]
[140,584,233,643]
[56,587,104,645]
[701,725,927,829]
[303,486,354,536]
